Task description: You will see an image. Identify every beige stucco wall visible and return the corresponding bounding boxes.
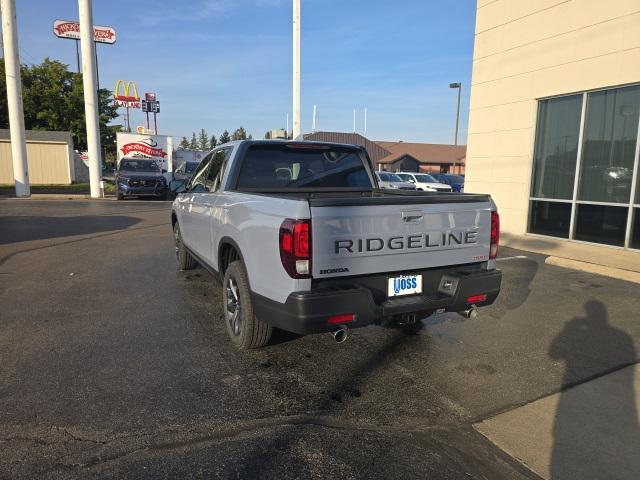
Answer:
[466,0,640,237]
[0,140,73,185]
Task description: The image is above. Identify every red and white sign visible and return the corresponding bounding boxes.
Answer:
[120,142,166,158]
[145,92,156,101]
[117,133,171,170]
[53,20,117,44]
[79,151,89,167]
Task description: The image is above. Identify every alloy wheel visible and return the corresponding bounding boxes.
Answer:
[225,277,242,336]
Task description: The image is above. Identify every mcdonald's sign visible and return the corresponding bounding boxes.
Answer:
[113,80,141,108]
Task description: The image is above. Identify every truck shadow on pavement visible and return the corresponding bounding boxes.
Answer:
[490,257,538,317]
[0,215,141,245]
[550,300,640,479]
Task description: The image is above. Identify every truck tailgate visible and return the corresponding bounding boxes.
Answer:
[310,195,492,278]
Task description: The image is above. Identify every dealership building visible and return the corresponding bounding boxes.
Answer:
[465,0,640,267]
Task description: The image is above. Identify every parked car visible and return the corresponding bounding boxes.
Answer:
[431,173,465,192]
[173,161,201,182]
[171,140,502,349]
[170,161,201,196]
[396,172,452,192]
[374,171,417,190]
[116,158,168,200]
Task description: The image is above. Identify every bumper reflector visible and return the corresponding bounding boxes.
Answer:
[327,314,355,325]
[466,294,487,304]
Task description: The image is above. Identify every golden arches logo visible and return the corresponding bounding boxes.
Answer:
[114,80,139,102]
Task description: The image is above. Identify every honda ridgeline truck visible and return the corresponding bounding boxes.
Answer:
[171,140,501,349]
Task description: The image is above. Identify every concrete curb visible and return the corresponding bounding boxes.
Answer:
[1,194,115,200]
[545,256,640,284]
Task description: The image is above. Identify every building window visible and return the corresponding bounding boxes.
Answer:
[530,95,582,201]
[528,84,640,249]
[529,200,572,238]
[578,86,640,204]
[574,204,628,247]
[632,209,640,249]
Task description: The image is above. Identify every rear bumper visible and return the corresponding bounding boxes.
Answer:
[252,265,502,334]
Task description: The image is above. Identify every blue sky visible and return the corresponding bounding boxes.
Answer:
[15,0,476,144]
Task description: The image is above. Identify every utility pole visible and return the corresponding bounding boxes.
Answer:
[312,104,316,132]
[292,0,301,139]
[353,109,356,133]
[449,82,462,145]
[78,0,103,198]
[364,108,367,135]
[1,0,30,196]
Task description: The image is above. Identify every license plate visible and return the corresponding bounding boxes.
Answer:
[388,274,422,297]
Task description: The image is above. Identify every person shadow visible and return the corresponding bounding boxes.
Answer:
[549,300,640,479]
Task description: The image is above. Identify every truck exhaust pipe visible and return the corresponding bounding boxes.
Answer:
[459,306,479,319]
[331,327,349,343]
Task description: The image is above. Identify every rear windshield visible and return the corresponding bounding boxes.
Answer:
[236,144,373,190]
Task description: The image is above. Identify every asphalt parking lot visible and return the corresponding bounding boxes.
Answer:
[1,199,639,479]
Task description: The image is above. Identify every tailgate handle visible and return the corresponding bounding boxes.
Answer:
[402,211,423,223]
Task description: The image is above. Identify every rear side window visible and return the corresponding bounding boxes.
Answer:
[235,145,372,190]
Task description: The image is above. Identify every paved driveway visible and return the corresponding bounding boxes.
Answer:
[1,200,638,479]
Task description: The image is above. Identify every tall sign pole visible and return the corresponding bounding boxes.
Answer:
[1,0,30,197]
[292,0,301,139]
[78,0,103,198]
[449,82,462,146]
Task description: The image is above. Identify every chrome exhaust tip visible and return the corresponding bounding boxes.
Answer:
[459,306,479,319]
[331,327,349,343]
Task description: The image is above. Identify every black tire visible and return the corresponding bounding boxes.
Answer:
[174,222,197,271]
[116,186,124,200]
[222,260,272,349]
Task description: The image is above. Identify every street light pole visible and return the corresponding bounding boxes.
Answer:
[292,0,301,140]
[1,0,30,197]
[78,0,103,198]
[449,82,462,146]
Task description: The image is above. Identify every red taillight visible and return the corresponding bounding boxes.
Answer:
[327,314,355,325]
[280,218,312,278]
[466,294,487,304]
[490,211,500,259]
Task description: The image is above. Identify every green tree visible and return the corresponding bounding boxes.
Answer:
[264,131,272,139]
[209,134,217,149]
[189,132,198,150]
[179,136,189,149]
[232,126,247,141]
[218,130,231,145]
[0,58,120,158]
[197,128,209,151]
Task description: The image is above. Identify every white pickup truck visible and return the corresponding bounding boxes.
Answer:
[171,140,502,349]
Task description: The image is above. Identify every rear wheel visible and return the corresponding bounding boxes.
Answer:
[174,222,197,270]
[223,260,272,349]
